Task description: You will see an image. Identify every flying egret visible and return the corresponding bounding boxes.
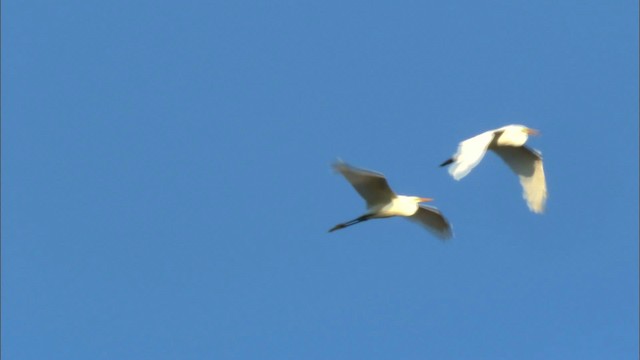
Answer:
[440,124,547,213]
[329,162,453,240]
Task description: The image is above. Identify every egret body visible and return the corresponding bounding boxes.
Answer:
[329,162,452,240]
[441,124,547,213]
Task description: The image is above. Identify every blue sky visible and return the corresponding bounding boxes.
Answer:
[3,1,638,359]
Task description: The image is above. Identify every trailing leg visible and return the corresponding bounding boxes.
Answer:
[328,214,372,232]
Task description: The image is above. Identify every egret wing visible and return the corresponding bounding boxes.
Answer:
[408,205,453,240]
[333,162,396,207]
[447,130,496,180]
[491,145,547,213]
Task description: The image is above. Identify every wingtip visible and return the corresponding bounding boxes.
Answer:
[438,223,454,241]
[439,232,454,241]
[528,206,545,215]
[331,160,347,173]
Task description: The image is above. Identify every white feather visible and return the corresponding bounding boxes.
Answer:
[448,130,496,180]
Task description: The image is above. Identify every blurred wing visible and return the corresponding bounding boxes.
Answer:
[447,130,496,180]
[408,205,453,240]
[333,162,396,207]
[491,146,547,213]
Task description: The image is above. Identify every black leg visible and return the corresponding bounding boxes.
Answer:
[440,158,454,167]
[328,215,372,232]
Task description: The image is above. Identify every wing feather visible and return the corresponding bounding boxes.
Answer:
[491,146,547,213]
[447,130,496,180]
[333,162,396,208]
[407,205,453,240]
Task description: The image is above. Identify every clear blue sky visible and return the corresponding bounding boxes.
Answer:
[3,1,638,359]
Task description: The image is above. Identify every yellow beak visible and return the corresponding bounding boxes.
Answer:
[419,197,433,203]
[525,128,540,135]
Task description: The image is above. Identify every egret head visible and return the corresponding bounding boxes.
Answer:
[497,125,538,146]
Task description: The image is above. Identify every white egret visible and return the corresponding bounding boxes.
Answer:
[440,124,547,213]
[329,162,453,240]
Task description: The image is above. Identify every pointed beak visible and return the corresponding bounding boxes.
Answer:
[525,128,540,135]
[419,197,433,203]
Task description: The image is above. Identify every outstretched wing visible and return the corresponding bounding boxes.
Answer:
[333,162,396,208]
[444,130,496,180]
[491,145,547,213]
[407,205,453,240]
